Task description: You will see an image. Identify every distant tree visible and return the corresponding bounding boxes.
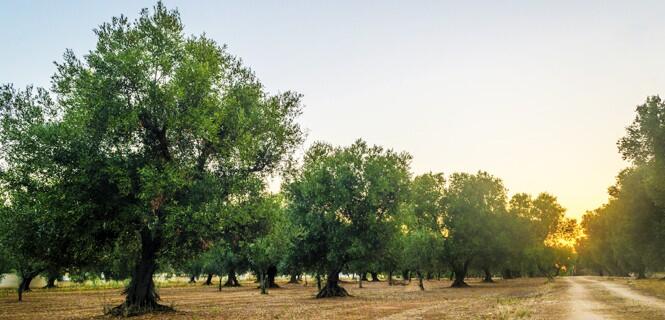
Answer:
[247,195,296,294]
[402,229,440,290]
[398,172,447,288]
[443,171,507,287]
[0,3,302,315]
[285,140,411,297]
[0,86,105,300]
[200,244,233,291]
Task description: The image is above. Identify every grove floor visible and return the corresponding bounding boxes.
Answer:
[0,276,663,319]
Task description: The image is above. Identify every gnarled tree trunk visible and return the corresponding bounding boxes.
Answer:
[204,273,213,285]
[451,260,470,288]
[17,270,40,302]
[267,265,279,288]
[108,228,172,316]
[483,268,494,283]
[316,274,322,291]
[44,274,58,289]
[288,273,300,284]
[316,271,348,298]
[370,272,380,282]
[416,271,425,291]
[388,270,393,286]
[224,270,241,287]
[259,272,268,294]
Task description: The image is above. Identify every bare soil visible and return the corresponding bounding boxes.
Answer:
[1,276,663,319]
[0,277,566,319]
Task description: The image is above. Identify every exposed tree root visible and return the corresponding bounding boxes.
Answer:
[104,303,175,317]
[451,280,470,288]
[316,284,349,298]
[106,302,174,317]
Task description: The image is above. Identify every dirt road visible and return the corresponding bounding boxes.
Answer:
[565,277,605,319]
[566,276,665,319]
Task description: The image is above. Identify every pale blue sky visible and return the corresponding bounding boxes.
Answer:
[2,1,665,218]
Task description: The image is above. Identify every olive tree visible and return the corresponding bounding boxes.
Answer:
[0,3,302,315]
[443,171,507,287]
[285,140,411,297]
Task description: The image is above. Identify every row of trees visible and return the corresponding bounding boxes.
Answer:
[0,2,576,316]
[283,140,577,296]
[577,96,665,278]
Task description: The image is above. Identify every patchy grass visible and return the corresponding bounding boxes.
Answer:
[623,278,665,301]
[0,277,569,320]
[579,279,665,320]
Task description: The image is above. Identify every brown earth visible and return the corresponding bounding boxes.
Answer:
[1,276,663,319]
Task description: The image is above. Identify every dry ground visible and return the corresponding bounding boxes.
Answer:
[564,276,665,320]
[0,276,663,319]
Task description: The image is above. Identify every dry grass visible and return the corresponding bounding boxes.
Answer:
[0,277,567,320]
[621,278,665,300]
[576,278,665,320]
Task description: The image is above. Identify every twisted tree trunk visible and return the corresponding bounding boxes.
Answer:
[17,270,40,302]
[316,274,322,291]
[451,260,470,288]
[317,270,348,298]
[483,268,494,283]
[44,274,58,289]
[224,270,241,287]
[203,273,213,285]
[108,228,172,316]
[267,265,279,288]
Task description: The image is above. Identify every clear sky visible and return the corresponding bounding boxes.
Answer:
[2,1,664,219]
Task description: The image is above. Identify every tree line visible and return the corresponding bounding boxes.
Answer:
[576,96,665,278]
[0,2,599,317]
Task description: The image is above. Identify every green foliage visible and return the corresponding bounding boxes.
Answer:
[285,139,411,290]
[443,171,507,283]
[579,167,664,276]
[579,96,665,277]
[402,229,441,276]
[0,2,303,308]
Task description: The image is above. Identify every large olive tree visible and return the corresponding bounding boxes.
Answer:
[0,3,302,315]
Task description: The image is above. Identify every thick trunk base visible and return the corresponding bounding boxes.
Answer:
[107,302,174,317]
[370,272,380,282]
[44,274,58,289]
[203,273,213,286]
[288,274,300,284]
[316,282,349,298]
[224,271,241,287]
[316,273,349,298]
[451,279,470,287]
